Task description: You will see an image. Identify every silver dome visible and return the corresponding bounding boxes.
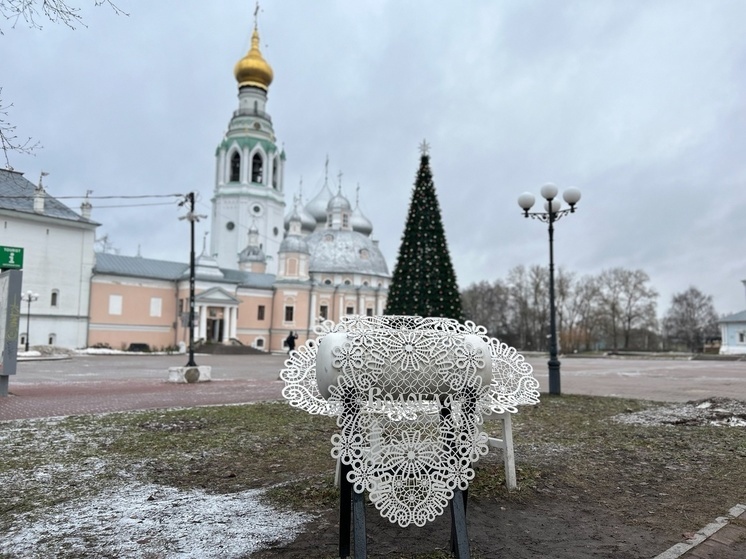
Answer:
[279,234,310,255]
[238,244,266,263]
[327,191,352,212]
[305,182,333,224]
[284,205,316,233]
[350,205,373,236]
[305,229,389,276]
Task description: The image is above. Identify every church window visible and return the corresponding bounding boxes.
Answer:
[346,305,354,315]
[251,153,264,183]
[255,337,265,348]
[284,305,294,322]
[344,279,351,285]
[252,204,262,216]
[48,333,56,345]
[273,227,279,236]
[359,249,369,260]
[272,158,278,189]
[50,289,59,307]
[226,221,235,231]
[324,279,332,285]
[366,308,373,317]
[257,305,265,321]
[740,332,745,343]
[319,305,328,319]
[342,214,349,228]
[230,152,241,182]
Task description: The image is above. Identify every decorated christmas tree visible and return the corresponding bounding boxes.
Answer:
[384,141,464,321]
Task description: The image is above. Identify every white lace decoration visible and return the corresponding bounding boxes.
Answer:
[280,315,540,527]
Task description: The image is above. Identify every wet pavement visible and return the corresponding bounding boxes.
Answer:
[2,353,745,420]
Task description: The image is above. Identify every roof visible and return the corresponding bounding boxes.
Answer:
[719,310,746,324]
[94,253,187,280]
[94,252,276,289]
[0,169,98,225]
[305,229,390,276]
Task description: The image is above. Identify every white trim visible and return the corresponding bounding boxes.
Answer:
[89,323,171,332]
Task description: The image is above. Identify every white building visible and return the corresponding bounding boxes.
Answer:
[0,169,97,348]
[719,280,746,355]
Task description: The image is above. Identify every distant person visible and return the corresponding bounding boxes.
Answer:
[286,331,298,354]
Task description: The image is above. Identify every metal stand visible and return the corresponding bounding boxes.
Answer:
[450,489,470,559]
[339,458,367,558]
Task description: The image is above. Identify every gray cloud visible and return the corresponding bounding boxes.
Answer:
[3,0,745,315]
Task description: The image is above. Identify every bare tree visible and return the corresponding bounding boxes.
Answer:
[1,0,124,32]
[560,272,599,352]
[598,268,658,350]
[461,279,512,342]
[662,287,719,352]
[0,90,40,168]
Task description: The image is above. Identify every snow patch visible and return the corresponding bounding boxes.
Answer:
[1,483,310,558]
[612,398,746,427]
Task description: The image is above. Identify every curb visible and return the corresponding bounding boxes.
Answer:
[652,504,746,559]
[17,355,72,362]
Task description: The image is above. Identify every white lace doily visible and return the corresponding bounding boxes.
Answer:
[280,315,540,527]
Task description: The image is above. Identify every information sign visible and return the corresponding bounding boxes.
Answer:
[0,246,24,269]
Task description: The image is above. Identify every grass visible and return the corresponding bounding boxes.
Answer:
[1,396,745,558]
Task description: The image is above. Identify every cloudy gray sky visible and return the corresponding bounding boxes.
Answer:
[3,0,746,316]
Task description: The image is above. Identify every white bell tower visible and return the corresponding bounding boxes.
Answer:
[210,17,285,274]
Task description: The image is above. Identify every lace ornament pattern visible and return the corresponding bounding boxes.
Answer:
[280,315,540,527]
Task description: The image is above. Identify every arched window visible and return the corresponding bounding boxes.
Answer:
[230,152,241,182]
[251,153,264,183]
[50,289,59,307]
[272,157,278,189]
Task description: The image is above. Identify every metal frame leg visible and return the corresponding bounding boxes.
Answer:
[339,462,352,558]
[352,489,367,558]
[450,489,471,558]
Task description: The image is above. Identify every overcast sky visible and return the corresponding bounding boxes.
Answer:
[3,0,746,316]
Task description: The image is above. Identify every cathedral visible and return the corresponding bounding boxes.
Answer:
[88,20,390,352]
[1,19,390,352]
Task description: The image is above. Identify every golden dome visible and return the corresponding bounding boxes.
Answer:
[234,26,274,90]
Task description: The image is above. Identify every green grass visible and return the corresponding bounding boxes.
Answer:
[1,396,745,556]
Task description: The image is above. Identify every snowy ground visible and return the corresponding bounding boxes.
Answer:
[1,481,308,559]
[0,412,310,559]
[612,397,746,427]
[18,346,184,358]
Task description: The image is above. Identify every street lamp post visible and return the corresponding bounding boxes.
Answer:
[179,192,206,368]
[518,183,581,395]
[21,290,39,352]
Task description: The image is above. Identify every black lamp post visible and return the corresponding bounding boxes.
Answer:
[179,192,204,368]
[21,290,39,352]
[518,183,581,395]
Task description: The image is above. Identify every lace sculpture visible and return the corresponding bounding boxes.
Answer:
[280,315,540,528]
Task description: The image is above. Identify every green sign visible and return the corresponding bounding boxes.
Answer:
[0,246,24,269]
